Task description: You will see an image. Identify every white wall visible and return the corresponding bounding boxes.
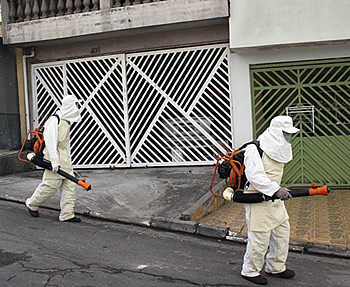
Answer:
[230,43,350,147]
[0,3,2,37]
[229,0,350,51]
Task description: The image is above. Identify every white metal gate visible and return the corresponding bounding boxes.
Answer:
[32,44,232,168]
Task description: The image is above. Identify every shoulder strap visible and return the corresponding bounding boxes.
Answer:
[240,140,264,158]
[52,114,60,125]
[238,140,264,190]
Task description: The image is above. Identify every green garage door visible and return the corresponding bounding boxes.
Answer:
[250,59,350,188]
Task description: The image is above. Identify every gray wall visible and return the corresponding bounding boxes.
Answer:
[32,23,228,62]
[1,0,229,45]
[0,38,20,149]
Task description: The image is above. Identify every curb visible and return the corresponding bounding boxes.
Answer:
[1,196,349,259]
[150,218,228,239]
[152,218,350,259]
[180,180,226,221]
[151,217,197,234]
[196,223,228,238]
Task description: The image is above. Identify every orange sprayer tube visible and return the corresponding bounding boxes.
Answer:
[78,180,92,191]
[309,185,330,196]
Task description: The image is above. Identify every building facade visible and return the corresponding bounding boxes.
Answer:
[229,0,350,187]
[1,0,231,169]
[1,0,349,186]
[0,4,21,150]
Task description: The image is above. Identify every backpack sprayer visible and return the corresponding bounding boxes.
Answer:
[210,143,330,203]
[18,116,91,192]
[27,153,91,191]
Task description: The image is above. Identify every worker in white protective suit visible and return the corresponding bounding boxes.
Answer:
[26,94,82,223]
[240,115,299,285]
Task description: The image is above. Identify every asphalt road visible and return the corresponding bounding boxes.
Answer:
[0,200,349,287]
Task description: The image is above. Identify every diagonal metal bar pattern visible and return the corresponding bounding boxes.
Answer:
[251,60,350,186]
[32,44,232,168]
[33,56,128,168]
[126,45,232,166]
[34,65,64,126]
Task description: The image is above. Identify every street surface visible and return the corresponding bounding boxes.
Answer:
[0,200,349,287]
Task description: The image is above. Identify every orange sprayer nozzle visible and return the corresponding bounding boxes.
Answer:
[78,180,92,191]
[309,185,330,196]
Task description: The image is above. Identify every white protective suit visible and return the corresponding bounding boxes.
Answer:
[26,95,82,221]
[241,116,299,277]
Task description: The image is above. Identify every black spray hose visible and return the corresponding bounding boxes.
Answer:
[27,153,91,191]
[224,186,330,203]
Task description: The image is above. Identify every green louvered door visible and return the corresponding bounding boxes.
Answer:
[251,59,350,187]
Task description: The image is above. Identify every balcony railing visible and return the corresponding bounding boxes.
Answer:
[6,0,165,23]
[3,0,228,45]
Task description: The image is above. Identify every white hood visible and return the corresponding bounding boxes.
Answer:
[258,116,299,163]
[58,94,82,123]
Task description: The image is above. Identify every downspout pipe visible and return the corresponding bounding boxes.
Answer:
[22,47,35,131]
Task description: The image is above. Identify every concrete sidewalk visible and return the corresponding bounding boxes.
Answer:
[199,189,350,258]
[0,164,225,233]
[0,152,349,259]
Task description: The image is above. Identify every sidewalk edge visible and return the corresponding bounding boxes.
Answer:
[1,196,348,259]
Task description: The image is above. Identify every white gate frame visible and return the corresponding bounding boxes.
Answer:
[31,44,233,168]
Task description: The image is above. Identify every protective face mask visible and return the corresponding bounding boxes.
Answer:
[283,132,293,144]
[259,128,293,163]
[60,95,82,123]
[75,101,82,110]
